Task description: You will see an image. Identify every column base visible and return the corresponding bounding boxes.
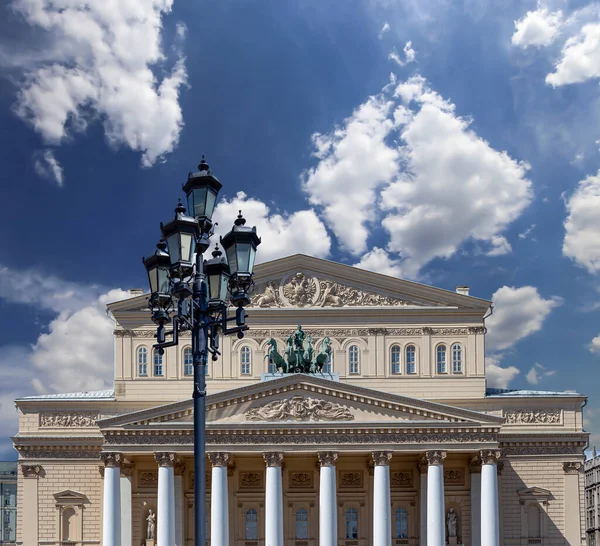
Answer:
[448,537,458,545]
[145,540,155,546]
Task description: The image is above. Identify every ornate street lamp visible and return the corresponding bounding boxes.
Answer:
[142,157,260,546]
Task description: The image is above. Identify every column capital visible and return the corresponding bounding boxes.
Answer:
[479,449,501,465]
[174,459,186,476]
[563,461,583,474]
[425,450,446,465]
[317,451,338,467]
[21,464,43,479]
[469,455,482,474]
[121,461,135,477]
[263,452,284,467]
[208,452,231,468]
[100,452,122,468]
[417,456,428,474]
[371,451,392,466]
[155,452,176,467]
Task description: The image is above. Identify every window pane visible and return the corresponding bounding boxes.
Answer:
[138,347,148,376]
[345,508,358,539]
[153,350,163,376]
[396,508,408,538]
[184,348,193,375]
[295,509,308,539]
[241,347,251,375]
[391,345,401,374]
[406,345,416,374]
[349,346,359,374]
[437,345,447,373]
[245,509,258,540]
[452,343,462,373]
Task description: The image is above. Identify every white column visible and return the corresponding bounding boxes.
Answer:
[264,452,284,546]
[426,450,446,546]
[174,460,186,546]
[418,458,427,546]
[209,453,231,546]
[318,452,338,546]
[480,450,500,546]
[470,456,481,546]
[372,452,392,546]
[155,452,176,546]
[120,462,134,546]
[101,453,122,546]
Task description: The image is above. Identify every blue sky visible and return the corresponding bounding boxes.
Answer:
[1,0,600,459]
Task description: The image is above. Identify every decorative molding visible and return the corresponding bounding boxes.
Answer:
[469,456,482,474]
[100,452,121,468]
[371,451,392,466]
[227,464,236,477]
[563,461,583,474]
[207,452,231,468]
[391,471,412,487]
[189,472,211,490]
[244,327,423,338]
[139,471,158,487]
[290,472,314,488]
[174,460,186,476]
[154,452,176,467]
[340,472,363,488]
[417,457,428,474]
[239,472,263,489]
[39,412,98,428]
[318,452,338,467]
[121,462,135,477]
[504,409,561,425]
[426,451,447,465]
[468,327,485,334]
[480,450,501,465]
[17,448,101,459]
[21,464,43,478]
[263,452,284,467]
[444,468,464,485]
[430,328,469,336]
[245,396,354,422]
[502,446,583,456]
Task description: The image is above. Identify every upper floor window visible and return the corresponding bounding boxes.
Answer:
[436,345,447,374]
[295,508,308,539]
[395,507,408,539]
[268,356,277,374]
[323,352,333,374]
[406,345,416,374]
[183,347,193,376]
[391,345,401,374]
[153,349,164,376]
[241,346,252,375]
[345,508,358,539]
[137,347,148,376]
[245,509,258,540]
[452,343,463,373]
[348,345,360,375]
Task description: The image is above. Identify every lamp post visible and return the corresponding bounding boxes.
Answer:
[143,157,260,546]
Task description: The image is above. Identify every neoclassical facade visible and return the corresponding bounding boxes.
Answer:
[13,255,587,546]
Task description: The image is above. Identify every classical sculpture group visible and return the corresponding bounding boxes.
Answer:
[265,325,332,374]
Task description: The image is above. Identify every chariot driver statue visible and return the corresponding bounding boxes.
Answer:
[292,324,305,352]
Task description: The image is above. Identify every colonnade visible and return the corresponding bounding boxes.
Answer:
[101,449,501,546]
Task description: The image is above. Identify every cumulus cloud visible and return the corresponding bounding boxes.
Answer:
[213,191,331,263]
[353,247,404,278]
[33,149,64,186]
[590,334,600,354]
[485,356,520,389]
[379,22,390,39]
[12,0,187,166]
[512,5,563,48]
[486,285,562,352]
[302,75,532,277]
[563,170,600,273]
[389,42,416,66]
[526,362,557,385]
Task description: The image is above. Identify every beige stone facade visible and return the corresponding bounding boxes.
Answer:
[12,255,588,545]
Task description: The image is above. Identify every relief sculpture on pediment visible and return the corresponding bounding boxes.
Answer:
[245,395,354,422]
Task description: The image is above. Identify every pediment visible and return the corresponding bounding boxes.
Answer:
[54,490,88,502]
[98,374,502,429]
[517,487,552,499]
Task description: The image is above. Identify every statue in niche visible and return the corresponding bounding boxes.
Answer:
[146,509,156,540]
[447,507,457,537]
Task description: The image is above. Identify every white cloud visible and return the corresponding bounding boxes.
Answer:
[525,362,556,385]
[12,0,187,166]
[518,224,536,239]
[563,170,600,273]
[486,285,562,352]
[485,356,520,389]
[353,247,404,278]
[512,5,563,48]
[213,191,331,263]
[379,22,390,39]
[388,41,416,66]
[547,22,600,86]
[33,149,64,186]
[590,334,600,354]
[486,235,512,256]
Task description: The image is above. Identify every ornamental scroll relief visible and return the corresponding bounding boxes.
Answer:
[504,409,561,425]
[40,412,98,428]
[249,272,419,308]
[245,396,354,422]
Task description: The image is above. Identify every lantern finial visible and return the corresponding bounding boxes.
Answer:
[175,199,186,215]
[235,210,246,226]
[198,155,210,172]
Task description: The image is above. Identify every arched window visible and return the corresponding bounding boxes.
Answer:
[527,504,541,538]
[323,352,333,374]
[345,507,358,539]
[452,343,463,373]
[245,509,258,540]
[153,349,163,376]
[183,348,193,376]
[241,346,252,375]
[395,507,408,539]
[391,345,401,374]
[348,345,360,374]
[436,345,447,374]
[268,356,277,374]
[406,345,416,374]
[137,347,148,376]
[61,507,76,541]
[295,508,308,539]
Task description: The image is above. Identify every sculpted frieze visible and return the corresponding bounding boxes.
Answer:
[391,472,412,487]
[244,327,423,338]
[239,472,263,489]
[504,409,561,425]
[249,272,415,308]
[139,472,158,487]
[443,469,464,485]
[502,446,582,456]
[245,396,354,422]
[290,472,313,488]
[340,472,363,487]
[40,412,98,428]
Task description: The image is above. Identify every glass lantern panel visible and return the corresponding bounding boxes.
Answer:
[226,245,238,275]
[147,266,158,294]
[191,187,208,217]
[180,233,194,263]
[236,243,253,274]
[157,266,170,294]
[205,189,217,219]
[166,233,181,264]
[219,274,229,301]
[208,273,220,300]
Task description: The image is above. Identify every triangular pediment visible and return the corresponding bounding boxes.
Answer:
[54,490,88,502]
[98,374,502,429]
[517,487,552,499]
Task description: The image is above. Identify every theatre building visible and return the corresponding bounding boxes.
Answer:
[13,255,587,546]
